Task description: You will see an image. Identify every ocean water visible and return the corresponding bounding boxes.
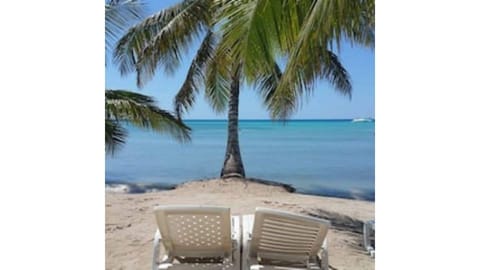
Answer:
[106,120,375,200]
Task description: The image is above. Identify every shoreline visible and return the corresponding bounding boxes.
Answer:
[106,177,375,201]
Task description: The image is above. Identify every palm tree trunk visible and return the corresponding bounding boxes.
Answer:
[220,66,245,179]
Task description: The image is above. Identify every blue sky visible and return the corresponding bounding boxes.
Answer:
[105,0,375,120]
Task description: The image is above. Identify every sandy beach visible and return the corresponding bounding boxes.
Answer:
[106,178,375,270]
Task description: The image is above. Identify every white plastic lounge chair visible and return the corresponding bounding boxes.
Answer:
[363,220,375,257]
[152,206,240,270]
[242,208,330,270]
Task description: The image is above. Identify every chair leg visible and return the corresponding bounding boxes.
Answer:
[363,222,370,249]
[320,249,328,270]
[363,221,375,257]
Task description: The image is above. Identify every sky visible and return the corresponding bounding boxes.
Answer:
[105,0,375,120]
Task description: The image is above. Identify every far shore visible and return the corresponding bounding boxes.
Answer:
[106,177,375,270]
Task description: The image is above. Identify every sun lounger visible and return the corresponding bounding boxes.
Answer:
[242,208,330,270]
[152,206,240,270]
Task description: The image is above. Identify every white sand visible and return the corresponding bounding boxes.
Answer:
[106,178,375,270]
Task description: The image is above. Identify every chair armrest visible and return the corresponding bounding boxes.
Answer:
[231,216,238,242]
[242,215,257,270]
[318,238,328,270]
[230,216,241,263]
[152,229,162,270]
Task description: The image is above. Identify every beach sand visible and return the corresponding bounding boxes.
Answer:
[106,178,375,270]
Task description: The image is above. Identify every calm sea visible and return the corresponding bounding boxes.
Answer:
[106,120,375,201]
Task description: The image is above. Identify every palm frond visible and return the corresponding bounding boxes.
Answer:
[174,30,216,117]
[105,0,145,54]
[316,0,375,49]
[203,41,232,114]
[216,0,372,119]
[278,0,374,53]
[105,90,191,142]
[254,61,283,107]
[114,0,212,88]
[322,50,352,95]
[216,0,280,83]
[268,47,352,119]
[105,119,127,156]
[266,0,372,119]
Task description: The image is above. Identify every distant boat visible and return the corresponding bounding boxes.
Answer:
[352,118,374,123]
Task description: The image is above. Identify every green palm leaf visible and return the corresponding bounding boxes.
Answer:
[268,48,352,119]
[105,90,191,149]
[105,0,145,54]
[105,119,127,155]
[114,0,213,88]
[216,0,280,83]
[204,38,232,114]
[174,30,216,117]
[267,0,372,119]
[216,0,373,119]
[254,61,283,107]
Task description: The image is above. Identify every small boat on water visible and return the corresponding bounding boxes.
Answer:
[352,118,374,123]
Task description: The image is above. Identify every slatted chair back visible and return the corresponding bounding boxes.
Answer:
[249,207,330,262]
[154,206,232,258]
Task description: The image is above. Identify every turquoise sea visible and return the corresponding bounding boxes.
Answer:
[106,120,375,201]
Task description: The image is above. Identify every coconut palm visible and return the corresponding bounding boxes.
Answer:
[114,0,374,176]
[105,0,191,155]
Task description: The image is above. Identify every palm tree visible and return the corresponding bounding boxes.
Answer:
[114,0,374,177]
[105,0,191,155]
